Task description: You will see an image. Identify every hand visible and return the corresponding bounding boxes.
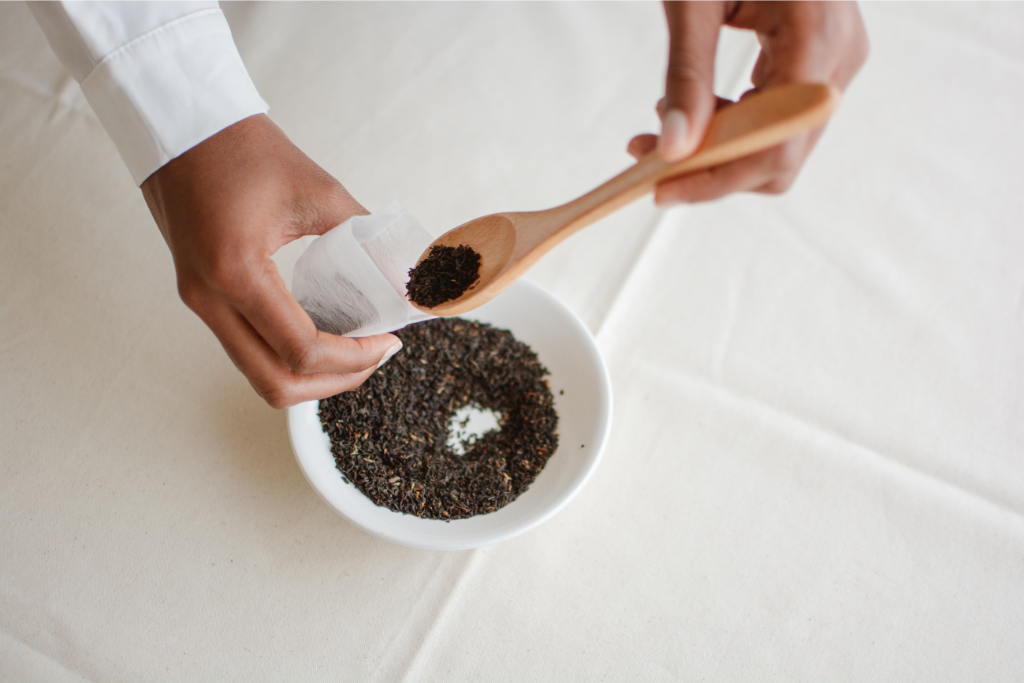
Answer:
[141,114,403,408]
[628,1,869,204]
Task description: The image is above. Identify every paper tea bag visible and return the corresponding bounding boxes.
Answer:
[292,201,435,337]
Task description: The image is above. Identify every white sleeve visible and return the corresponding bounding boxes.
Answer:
[28,1,269,186]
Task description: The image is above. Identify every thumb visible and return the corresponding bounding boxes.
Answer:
[353,332,404,372]
[658,1,727,161]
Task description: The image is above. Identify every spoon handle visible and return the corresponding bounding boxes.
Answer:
[548,83,840,234]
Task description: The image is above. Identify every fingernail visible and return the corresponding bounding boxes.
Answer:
[376,340,403,370]
[658,109,690,160]
[653,187,686,209]
[655,191,687,208]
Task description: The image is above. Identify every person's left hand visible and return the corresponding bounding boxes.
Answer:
[142,114,403,409]
[629,1,869,205]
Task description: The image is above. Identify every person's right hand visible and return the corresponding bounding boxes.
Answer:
[141,114,403,409]
[629,1,869,205]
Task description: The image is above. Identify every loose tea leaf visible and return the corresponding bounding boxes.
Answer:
[407,245,481,307]
[320,318,559,520]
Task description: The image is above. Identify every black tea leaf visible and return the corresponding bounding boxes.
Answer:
[319,318,559,520]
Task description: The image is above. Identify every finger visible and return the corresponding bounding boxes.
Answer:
[653,132,816,205]
[638,97,730,162]
[749,125,826,195]
[730,2,868,91]
[300,175,372,238]
[627,134,658,159]
[209,257,402,376]
[192,293,394,408]
[659,1,728,160]
[658,93,736,117]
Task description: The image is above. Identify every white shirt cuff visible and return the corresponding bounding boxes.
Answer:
[79,8,268,185]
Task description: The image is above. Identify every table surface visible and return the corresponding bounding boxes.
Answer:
[3,3,1023,681]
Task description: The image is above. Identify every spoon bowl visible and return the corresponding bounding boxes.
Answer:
[425,213,518,316]
[413,83,840,316]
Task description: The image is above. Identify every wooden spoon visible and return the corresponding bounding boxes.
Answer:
[412,82,840,316]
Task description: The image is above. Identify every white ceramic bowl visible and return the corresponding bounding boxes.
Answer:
[286,279,612,550]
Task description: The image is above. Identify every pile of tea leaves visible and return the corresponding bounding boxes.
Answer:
[406,244,481,307]
[319,317,558,520]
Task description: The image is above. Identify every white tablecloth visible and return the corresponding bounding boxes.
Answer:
[3,3,1023,680]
